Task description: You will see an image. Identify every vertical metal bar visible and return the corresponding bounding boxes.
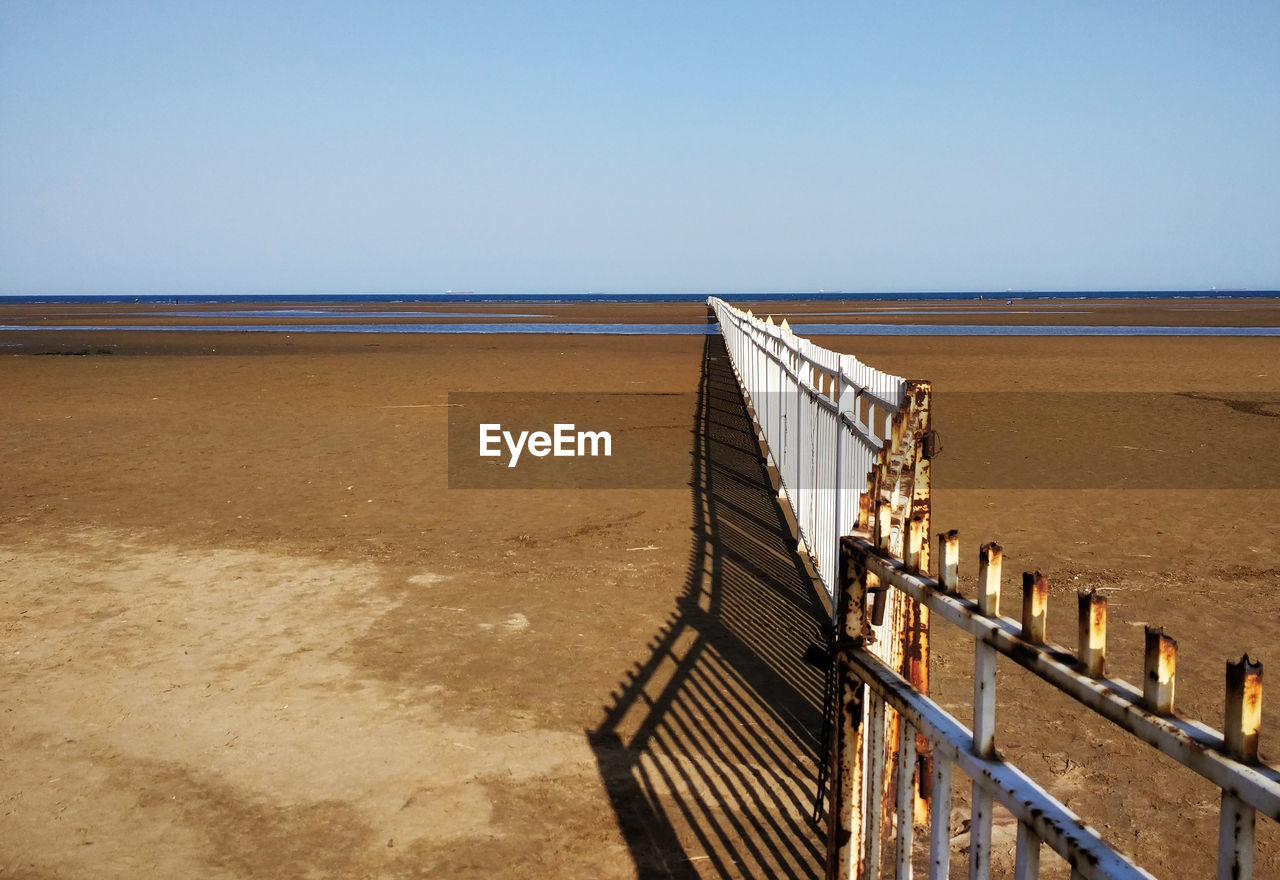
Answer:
[905,515,925,573]
[970,545,999,880]
[772,326,781,474]
[977,543,1002,617]
[1077,590,1107,678]
[1021,571,1048,645]
[866,694,886,878]
[797,364,808,548]
[905,382,933,828]
[896,719,917,880]
[1218,655,1262,880]
[788,342,798,516]
[1143,627,1177,715]
[1014,823,1041,879]
[876,499,893,553]
[970,638,996,880]
[833,381,845,543]
[972,554,1000,758]
[969,782,993,880]
[829,540,867,879]
[938,530,960,593]
[1219,796,1255,880]
[1225,655,1263,761]
[929,754,952,880]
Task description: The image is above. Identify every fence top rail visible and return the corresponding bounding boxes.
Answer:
[846,536,1280,822]
[843,642,1158,880]
[707,296,908,413]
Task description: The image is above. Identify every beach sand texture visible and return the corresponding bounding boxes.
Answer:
[2,300,1278,878]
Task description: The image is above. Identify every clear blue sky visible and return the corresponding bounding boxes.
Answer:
[2,1,1277,295]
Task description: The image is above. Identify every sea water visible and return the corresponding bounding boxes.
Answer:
[2,322,1279,337]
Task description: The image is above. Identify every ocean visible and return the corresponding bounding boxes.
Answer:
[1,289,1277,305]
[3,290,1278,336]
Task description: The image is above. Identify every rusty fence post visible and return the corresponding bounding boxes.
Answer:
[929,747,952,880]
[1218,656,1262,880]
[827,537,866,879]
[895,717,918,879]
[905,381,933,827]
[1143,627,1177,715]
[970,542,1002,879]
[866,685,886,877]
[1021,571,1048,645]
[1077,590,1107,678]
[938,530,960,593]
[1014,822,1041,880]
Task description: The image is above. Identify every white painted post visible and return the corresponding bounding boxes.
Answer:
[1218,656,1262,880]
[866,694,886,877]
[970,542,1001,880]
[896,719,917,880]
[938,529,960,593]
[1077,590,1107,678]
[929,754,952,880]
[1143,627,1177,715]
[1014,823,1041,879]
[1021,571,1048,645]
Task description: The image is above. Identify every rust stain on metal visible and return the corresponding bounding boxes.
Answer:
[830,376,937,875]
[1021,570,1049,645]
[1077,589,1107,678]
[905,591,933,825]
[906,379,931,409]
[978,542,1003,617]
[1225,655,1263,763]
[856,489,872,531]
[875,499,893,554]
[904,381,932,825]
[1143,627,1178,715]
[828,539,869,878]
[937,529,960,593]
[905,516,925,573]
[869,578,888,628]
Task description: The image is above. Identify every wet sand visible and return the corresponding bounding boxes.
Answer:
[3,295,1279,332]
[2,299,1277,878]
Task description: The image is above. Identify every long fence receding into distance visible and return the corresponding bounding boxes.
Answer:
[706,298,1277,880]
[707,296,928,603]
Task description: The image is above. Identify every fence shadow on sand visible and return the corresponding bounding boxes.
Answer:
[588,331,831,879]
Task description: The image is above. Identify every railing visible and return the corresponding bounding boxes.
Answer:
[708,301,1277,879]
[708,295,936,869]
[832,531,1277,879]
[706,296,920,603]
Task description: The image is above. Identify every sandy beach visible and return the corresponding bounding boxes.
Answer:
[4,295,1280,330]
[2,299,1278,878]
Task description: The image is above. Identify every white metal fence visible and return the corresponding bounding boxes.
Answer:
[709,295,935,875]
[707,296,912,604]
[834,533,1277,880]
[707,300,1277,879]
